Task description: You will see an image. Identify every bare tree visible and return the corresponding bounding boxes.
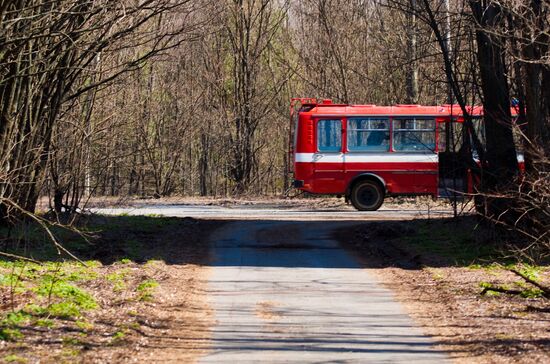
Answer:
[221,0,291,193]
[0,0,198,223]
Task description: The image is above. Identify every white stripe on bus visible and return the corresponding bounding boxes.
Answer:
[294,153,438,163]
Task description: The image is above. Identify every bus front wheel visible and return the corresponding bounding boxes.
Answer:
[350,180,384,211]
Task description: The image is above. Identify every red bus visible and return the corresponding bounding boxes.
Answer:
[290,98,488,210]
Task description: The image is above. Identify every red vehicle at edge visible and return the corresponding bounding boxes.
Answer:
[290,98,490,211]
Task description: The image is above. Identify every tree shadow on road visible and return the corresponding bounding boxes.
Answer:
[0,214,225,265]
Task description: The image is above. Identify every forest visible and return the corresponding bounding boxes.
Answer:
[1,2,550,362]
[0,0,549,256]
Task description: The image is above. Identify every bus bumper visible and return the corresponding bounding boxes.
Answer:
[293,179,304,188]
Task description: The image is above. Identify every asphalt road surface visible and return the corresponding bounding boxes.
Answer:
[96,204,450,362]
[95,202,452,221]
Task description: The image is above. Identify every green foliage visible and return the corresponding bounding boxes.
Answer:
[35,278,97,310]
[145,259,162,267]
[519,288,544,298]
[129,322,141,330]
[0,217,179,351]
[47,302,84,319]
[76,320,94,331]
[106,269,129,292]
[35,318,54,328]
[402,220,497,264]
[509,264,543,282]
[2,312,31,327]
[145,213,164,218]
[479,281,544,299]
[136,279,158,291]
[112,331,125,340]
[0,328,23,341]
[110,330,127,345]
[23,304,46,315]
[136,279,158,301]
[62,336,83,346]
[479,282,501,297]
[3,354,27,363]
[0,311,31,341]
[425,268,445,280]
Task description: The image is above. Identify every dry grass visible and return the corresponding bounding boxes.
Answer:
[339,219,550,363]
[0,216,223,363]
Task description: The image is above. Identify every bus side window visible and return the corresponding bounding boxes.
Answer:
[317,119,342,152]
[393,118,436,152]
[347,118,390,152]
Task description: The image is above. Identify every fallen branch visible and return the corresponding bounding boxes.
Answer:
[0,252,41,264]
[481,285,524,296]
[510,269,550,298]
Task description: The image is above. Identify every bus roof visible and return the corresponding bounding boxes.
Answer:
[292,99,520,119]
[299,100,484,117]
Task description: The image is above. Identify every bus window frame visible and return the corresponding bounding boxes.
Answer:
[391,117,437,153]
[346,117,391,153]
[316,118,343,153]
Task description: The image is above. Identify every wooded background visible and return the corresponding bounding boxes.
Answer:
[1,1,549,243]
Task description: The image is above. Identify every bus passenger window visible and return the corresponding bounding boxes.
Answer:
[393,118,435,152]
[347,118,390,152]
[317,119,342,152]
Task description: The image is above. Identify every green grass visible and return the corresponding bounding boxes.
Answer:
[111,331,126,341]
[136,279,158,301]
[0,328,23,341]
[395,219,550,300]
[400,219,504,265]
[0,262,98,339]
[145,213,164,218]
[3,354,27,363]
[2,312,32,327]
[35,318,54,328]
[35,277,97,308]
[106,269,130,292]
[75,320,94,331]
[0,214,185,350]
[509,263,544,282]
[0,259,100,341]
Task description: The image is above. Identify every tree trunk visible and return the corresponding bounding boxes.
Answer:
[470,1,519,214]
[406,0,419,104]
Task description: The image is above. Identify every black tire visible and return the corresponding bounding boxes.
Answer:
[350,180,384,211]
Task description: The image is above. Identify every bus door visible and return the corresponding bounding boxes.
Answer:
[313,118,345,193]
[392,117,439,194]
[437,118,468,198]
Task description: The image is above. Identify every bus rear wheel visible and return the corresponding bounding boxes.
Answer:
[350,180,384,211]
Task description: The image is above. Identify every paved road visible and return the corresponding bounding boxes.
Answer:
[200,220,448,363]
[94,203,452,221]
[96,204,450,362]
